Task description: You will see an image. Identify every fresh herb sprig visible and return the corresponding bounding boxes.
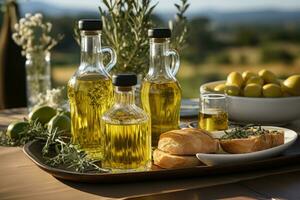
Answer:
[99,0,156,75]
[0,119,46,146]
[74,0,189,75]
[0,120,108,173]
[42,128,108,173]
[169,0,189,51]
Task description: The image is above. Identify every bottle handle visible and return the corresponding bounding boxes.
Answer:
[167,49,180,76]
[100,46,117,73]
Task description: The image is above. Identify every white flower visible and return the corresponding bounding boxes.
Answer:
[27,29,33,36]
[36,87,66,109]
[19,18,26,24]
[25,13,32,18]
[14,24,19,31]
[168,20,174,30]
[12,12,61,55]
[46,22,52,32]
[35,13,43,20]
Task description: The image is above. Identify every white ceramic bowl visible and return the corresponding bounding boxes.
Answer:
[200,81,300,125]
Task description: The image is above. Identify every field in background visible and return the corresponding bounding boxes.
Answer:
[52,61,300,98]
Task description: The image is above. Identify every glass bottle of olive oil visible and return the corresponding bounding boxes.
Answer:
[101,74,151,172]
[68,19,116,159]
[141,28,182,146]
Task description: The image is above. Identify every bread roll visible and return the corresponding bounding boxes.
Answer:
[153,149,201,169]
[158,128,219,155]
[220,132,284,154]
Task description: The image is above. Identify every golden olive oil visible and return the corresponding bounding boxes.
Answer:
[198,109,228,131]
[141,80,182,146]
[101,120,151,172]
[68,73,113,159]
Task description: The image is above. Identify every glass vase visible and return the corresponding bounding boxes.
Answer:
[25,51,51,110]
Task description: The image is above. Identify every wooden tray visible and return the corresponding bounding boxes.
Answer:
[23,138,300,183]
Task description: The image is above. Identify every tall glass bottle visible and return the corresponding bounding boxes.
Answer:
[101,74,151,172]
[68,19,116,159]
[141,28,182,146]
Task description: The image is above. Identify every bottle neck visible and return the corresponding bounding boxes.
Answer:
[148,38,171,77]
[114,86,135,106]
[80,31,102,69]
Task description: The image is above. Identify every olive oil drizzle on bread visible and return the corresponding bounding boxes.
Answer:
[221,125,283,140]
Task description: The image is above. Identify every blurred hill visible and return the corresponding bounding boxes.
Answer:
[18,1,300,25]
[20,1,98,16]
[190,10,300,25]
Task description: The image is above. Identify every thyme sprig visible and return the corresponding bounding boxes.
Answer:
[0,120,108,173]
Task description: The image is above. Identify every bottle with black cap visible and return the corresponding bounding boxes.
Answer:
[101,74,151,172]
[141,28,182,147]
[67,19,117,159]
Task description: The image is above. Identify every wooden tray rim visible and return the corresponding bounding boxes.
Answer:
[23,140,300,183]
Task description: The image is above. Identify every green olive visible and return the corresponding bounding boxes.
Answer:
[263,83,283,97]
[242,71,256,82]
[227,72,243,88]
[258,69,279,85]
[283,75,300,96]
[246,76,264,86]
[244,83,262,97]
[225,84,240,96]
[214,84,226,93]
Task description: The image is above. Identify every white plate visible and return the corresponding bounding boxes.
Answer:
[196,126,298,166]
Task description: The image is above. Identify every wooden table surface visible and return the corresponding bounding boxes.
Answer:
[1,108,300,200]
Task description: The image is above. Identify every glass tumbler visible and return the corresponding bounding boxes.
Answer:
[198,94,228,131]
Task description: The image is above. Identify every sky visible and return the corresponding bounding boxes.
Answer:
[32,0,300,13]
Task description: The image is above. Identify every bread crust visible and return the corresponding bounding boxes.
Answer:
[220,132,284,154]
[153,149,201,169]
[158,128,219,155]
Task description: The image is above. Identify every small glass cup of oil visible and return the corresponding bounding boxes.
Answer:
[198,94,228,131]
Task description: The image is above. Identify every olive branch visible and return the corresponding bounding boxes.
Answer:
[74,0,189,75]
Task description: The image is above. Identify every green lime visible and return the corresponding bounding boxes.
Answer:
[48,114,71,133]
[7,121,29,140]
[29,106,57,124]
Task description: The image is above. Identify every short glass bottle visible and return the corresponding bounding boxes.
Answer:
[101,74,151,172]
[67,19,116,160]
[141,28,182,147]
